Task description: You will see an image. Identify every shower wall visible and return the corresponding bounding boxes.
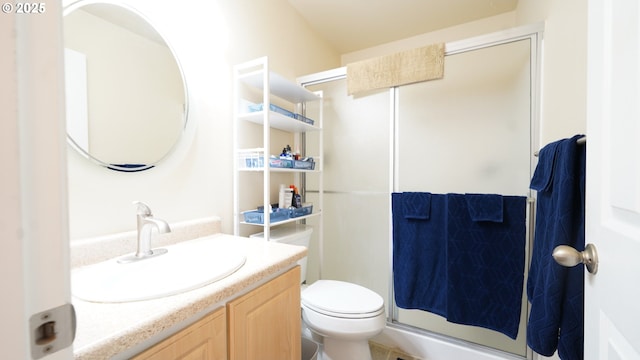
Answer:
[302,34,535,357]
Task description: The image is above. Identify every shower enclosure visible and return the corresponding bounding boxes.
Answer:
[299,25,542,357]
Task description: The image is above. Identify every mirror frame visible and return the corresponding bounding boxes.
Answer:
[63,0,189,172]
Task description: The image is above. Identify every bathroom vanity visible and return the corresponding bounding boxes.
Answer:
[71,227,306,360]
[132,267,300,360]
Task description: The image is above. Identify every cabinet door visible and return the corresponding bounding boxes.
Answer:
[132,307,227,360]
[227,266,301,360]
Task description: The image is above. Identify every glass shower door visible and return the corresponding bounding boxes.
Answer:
[301,34,537,357]
[303,80,391,304]
[394,38,532,356]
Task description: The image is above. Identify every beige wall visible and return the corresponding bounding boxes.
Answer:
[341,12,518,64]
[66,0,339,240]
[342,0,587,147]
[516,0,587,145]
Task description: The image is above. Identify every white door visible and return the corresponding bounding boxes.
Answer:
[1,4,74,360]
[585,0,640,359]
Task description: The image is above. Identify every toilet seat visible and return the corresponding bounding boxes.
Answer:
[301,280,384,319]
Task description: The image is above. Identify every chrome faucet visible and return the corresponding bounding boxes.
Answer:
[118,201,171,263]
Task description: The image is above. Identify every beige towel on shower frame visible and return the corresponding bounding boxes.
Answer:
[346,43,445,95]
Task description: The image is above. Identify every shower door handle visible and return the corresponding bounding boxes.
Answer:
[552,243,599,274]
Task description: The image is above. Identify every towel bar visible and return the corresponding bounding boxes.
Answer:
[534,136,586,157]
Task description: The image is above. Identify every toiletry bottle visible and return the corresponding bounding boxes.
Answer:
[283,186,293,209]
[278,184,286,209]
[292,186,302,208]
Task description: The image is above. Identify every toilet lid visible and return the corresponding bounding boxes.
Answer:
[301,280,384,319]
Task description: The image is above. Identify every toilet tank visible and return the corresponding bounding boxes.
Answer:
[250,224,313,284]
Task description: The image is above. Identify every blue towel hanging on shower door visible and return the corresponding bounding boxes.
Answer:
[392,192,527,339]
[392,192,448,317]
[527,134,585,360]
[446,193,527,340]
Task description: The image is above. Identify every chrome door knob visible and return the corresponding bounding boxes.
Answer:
[552,243,599,274]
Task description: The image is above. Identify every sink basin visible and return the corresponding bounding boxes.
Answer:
[72,235,247,303]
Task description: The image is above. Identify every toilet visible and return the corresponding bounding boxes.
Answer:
[251,225,386,360]
[301,279,385,360]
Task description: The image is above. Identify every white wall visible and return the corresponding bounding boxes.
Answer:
[66,0,339,240]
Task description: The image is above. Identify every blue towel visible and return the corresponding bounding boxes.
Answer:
[392,192,527,339]
[402,192,432,220]
[446,193,527,339]
[392,192,448,317]
[465,193,504,222]
[527,135,585,359]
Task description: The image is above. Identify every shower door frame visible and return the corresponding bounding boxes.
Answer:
[297,23,544,358]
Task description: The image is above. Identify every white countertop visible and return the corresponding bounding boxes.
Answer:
[72,233,306,360]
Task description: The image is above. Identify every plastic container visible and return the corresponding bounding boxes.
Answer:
[295,113,315,126]
[248,103,296,119]
[269,158,294,168]
[293,160,315,170]
[290,204,313,218]
[242,208,290,224]
[250,224,313,284]
[238,149,264,169]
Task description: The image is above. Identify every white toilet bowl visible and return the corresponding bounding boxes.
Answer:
[301,280,385,360]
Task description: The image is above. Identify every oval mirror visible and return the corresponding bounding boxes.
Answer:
[63,1,188,172]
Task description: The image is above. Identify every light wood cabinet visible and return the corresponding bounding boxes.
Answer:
[132,307,227,360]
[227,266,301,360]
[132,267,301,360]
